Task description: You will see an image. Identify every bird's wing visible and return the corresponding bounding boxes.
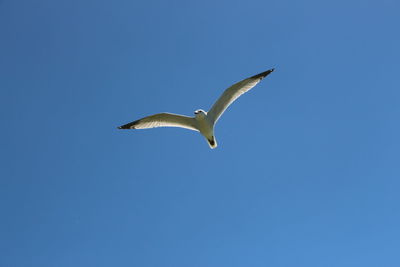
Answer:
[118,112,199,131]
[207,68,274,125]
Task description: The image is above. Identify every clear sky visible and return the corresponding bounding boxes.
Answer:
[1,0,400,266]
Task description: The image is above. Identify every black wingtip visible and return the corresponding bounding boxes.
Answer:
[118,124,132,129]
[251,68,275,80]
[118,119,140,129]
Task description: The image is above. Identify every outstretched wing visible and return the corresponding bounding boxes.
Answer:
[118,112,198,131]
[207,68,274,125]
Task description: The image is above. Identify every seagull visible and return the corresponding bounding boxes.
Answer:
[118,68,275,149]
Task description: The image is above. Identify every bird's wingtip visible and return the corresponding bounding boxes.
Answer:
[252,68,275,80]
[267,67,275,74]
[118,124,130,129]
[118,120,139,129]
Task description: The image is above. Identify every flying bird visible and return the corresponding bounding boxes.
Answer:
[118,68,275,149]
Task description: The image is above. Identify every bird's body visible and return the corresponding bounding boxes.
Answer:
[118,68,275,149]
[194,110,216,148]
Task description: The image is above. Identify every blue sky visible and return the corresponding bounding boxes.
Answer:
[1,0,400,266]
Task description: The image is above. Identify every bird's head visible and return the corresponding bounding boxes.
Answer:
[194,109,207,117]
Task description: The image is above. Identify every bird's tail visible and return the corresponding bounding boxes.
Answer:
[207,136,217,149]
